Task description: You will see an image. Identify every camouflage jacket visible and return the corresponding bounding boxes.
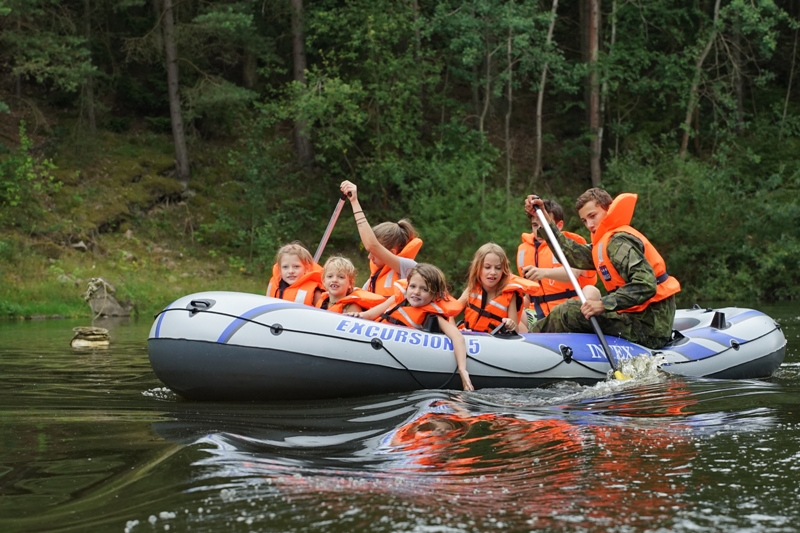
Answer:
[543,222,658,313]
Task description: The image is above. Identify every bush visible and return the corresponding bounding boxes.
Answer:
[0,121,61,230]
[604,138,800,302]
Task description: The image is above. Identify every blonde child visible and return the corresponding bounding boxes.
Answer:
[351,263,473,391]
[266,242,324,306]
[315,256,386,314]
[458,243,536,334]
[340,180,423,297]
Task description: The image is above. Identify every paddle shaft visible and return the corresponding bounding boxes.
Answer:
[313,193,348,263]
[531,205,619,371]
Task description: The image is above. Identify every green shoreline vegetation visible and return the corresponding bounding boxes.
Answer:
[2,0,800,318]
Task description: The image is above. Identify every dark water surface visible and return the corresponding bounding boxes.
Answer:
[1,304,799,533]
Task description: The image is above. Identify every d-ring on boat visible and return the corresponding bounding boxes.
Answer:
[147,291,786,401]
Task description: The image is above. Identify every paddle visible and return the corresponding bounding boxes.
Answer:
[530,202,627,378]
[313,193,348,263]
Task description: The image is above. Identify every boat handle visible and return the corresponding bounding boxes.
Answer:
[187,298,216,316]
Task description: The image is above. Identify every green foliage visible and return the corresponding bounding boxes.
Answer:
[0,122,61,228]
[1,0,93,93]
[604,132,800,302]
[182,78,257,136]
[0,300,23,318]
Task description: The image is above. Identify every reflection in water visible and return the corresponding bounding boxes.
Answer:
[2,314,800,533]
[147,385,710,531]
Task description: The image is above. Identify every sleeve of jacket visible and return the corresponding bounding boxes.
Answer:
[544,221,595,270]
[600,233,658,312]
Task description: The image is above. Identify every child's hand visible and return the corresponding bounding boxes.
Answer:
[345,311,363,319]
[459,369,474,391]
[522,265,545,281]
[501,318,516,331]
[525,195,549,221]
[340,181,358,203]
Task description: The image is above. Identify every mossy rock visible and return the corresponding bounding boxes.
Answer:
[138,174,184,202]
[31,241,63,259]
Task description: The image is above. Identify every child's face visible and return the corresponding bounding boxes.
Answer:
[324,269,352,299]
[280,254,307,284]
[479,253,504,291]
[406,273,433,308]
[578,200,608,235]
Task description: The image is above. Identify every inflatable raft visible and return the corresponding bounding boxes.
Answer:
[147,291,786,401]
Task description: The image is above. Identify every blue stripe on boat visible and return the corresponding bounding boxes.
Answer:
[154,299,180,338]
[217,302,300,343]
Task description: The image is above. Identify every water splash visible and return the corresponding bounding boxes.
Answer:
[612,352,667,382]
[142,387,179,401]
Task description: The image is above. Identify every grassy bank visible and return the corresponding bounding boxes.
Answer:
[0,124,270,319]
[0,229,266,319]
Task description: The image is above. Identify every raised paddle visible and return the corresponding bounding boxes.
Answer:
[313,193,348,263]
[530,202,627,378]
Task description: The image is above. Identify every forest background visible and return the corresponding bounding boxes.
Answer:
[1,0,799,318]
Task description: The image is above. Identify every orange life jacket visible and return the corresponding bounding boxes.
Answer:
[315,288,386,314]
[592,193,681,313]
[461,275,537,333]
[266,262,324,306]
[365,237,423,297]
[517,231,597,319]
[378,279,463,330]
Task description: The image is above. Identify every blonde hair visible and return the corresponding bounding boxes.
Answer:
[466,243,511,291]
[373,218,417,253]
[275,242,314,269]
[406,263,451,302]
[323,256,357,290]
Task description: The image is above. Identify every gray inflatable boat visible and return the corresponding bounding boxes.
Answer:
[148,291,786,401]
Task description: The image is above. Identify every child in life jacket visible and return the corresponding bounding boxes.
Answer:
[518,198,598,328]
[266,242,324,306]
[349,263,474,391]
[340,180,423,297]
[315,256,386,314]
[458,243,536,334]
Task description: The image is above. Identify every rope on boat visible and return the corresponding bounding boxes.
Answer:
[155,308,460,389]
[660,325,783,366]
[466,354,606,376]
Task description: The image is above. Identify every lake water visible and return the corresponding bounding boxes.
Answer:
[1,303,799,533]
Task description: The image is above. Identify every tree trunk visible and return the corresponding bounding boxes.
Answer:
[472,64,481,129]
[412,0,426,139]
[15,19,22,98]
[151,0,163,51]
[479,41,499,134]
[242,49,257,89]
[504,26,513,203]
[680,0,721,159]
[161,0,191,180]
[290,0,314,165]
[84,0,96,136]
[780,28,799,140]
[598,0,615,167]
[588,0,602,186]
[732,14,744,133]
[533,0,559,184]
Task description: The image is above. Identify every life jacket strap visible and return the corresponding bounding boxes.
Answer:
[368,271,381,293]
[277,279,290,299]
[467,302,505,324]
[531,289,578,304]
[610,271,670,294]
[378,299,408,324]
